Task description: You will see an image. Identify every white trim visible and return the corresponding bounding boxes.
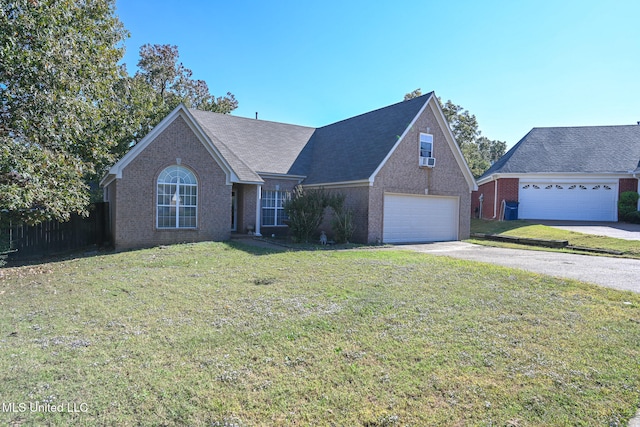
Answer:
[477,172,635,186]
[258,172,307,181]
[101,174,116,188]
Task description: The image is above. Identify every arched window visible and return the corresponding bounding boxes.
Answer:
[157,165,197,228]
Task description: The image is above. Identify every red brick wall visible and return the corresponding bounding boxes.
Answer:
[498,178,520,204]
[619,178,638,195]
[472,178,519,219]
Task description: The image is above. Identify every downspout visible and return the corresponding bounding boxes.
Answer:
[255,185,262,237]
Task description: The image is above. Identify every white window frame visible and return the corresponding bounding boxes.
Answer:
[157,165,198,229]
[419,133,433,158]
[261,190,289,226]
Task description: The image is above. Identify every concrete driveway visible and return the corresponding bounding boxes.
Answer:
[537,220,640,240]
[398,242,640,293]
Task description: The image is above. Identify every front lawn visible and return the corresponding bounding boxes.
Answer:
[471,219,640,258]
[1,242,639,426]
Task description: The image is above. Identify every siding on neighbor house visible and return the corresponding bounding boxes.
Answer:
[371,103,472,241]
[113,116,231,250]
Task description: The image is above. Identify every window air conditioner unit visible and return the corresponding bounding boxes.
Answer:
[420,157,436,168]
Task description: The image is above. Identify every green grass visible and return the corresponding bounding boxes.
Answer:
[1,242,639,426]
[471,219,640,258]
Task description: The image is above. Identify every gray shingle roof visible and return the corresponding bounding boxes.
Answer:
[291,93,432,184]
[188,109,315,182]
[481,125,640,178]
[189,93,433,184]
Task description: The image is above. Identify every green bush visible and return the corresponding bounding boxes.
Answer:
[624,210,640,224]
[283,187,327,243]
[282,188,356,244]
[618,191,640,222]
[327,193,355,244]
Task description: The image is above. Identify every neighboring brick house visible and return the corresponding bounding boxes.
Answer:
[101,93,477,250]
[473,125,640,221]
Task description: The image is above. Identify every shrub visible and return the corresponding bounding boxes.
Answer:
[327,193,355,244]
[618,191,640,222]
[624,210,640,224]
[283,187,327,243]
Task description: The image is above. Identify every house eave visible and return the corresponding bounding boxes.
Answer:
[258,172,307,181]
[99,173,116,188]
[477,171,637,186]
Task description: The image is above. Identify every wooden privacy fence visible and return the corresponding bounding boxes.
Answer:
[2,202,110,260]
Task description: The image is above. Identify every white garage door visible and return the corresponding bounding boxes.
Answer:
[383,194,459,243]
[518,181,618,221]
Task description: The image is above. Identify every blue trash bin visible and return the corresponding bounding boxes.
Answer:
[504,201,519,220]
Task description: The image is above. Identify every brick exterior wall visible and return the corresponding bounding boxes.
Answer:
[112,116,231,250]
[619,178,638,195]
[473,178,519,219]
[372,103,472,241]
[316,186,371,243]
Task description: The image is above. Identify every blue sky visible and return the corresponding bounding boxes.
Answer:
[115,0,640,147]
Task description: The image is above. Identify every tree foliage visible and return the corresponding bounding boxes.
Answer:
[1,1,239,228]
[109,44,238,157]
[0,0,127,225]
[404,89,507,178]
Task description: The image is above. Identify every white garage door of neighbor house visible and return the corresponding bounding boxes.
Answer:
[383,194,459,243]
[518,181,618,221]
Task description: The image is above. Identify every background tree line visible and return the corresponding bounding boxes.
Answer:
[1,0,506,229]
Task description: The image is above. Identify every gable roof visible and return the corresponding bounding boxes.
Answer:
[102,92,477,191]
[188,109,315,177]
[479,125,640,183]
[289,94,433,184]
